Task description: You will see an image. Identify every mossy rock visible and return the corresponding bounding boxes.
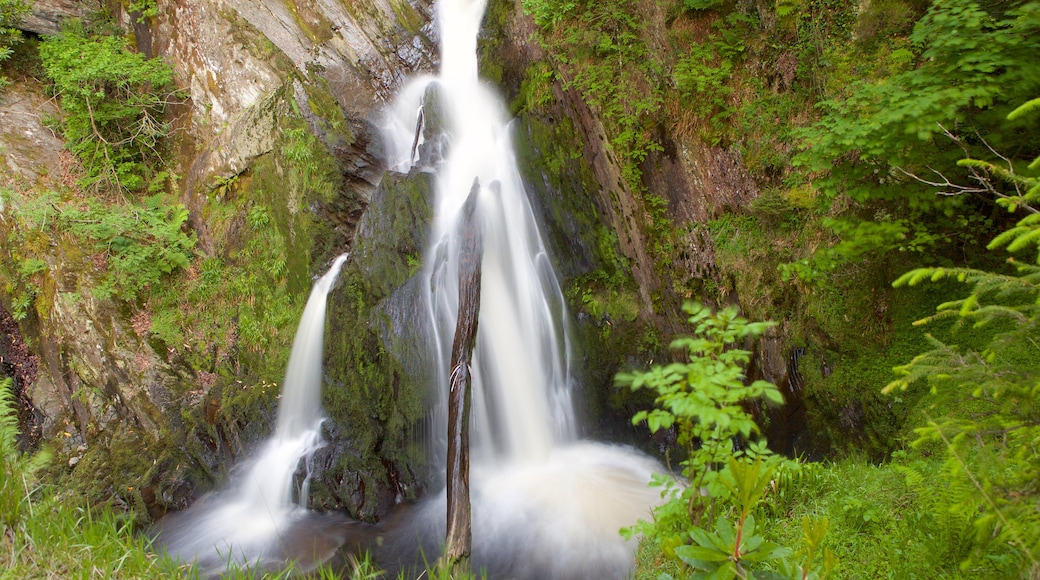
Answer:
[309,170,433,521]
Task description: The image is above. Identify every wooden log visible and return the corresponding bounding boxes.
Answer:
[443,178,484,567]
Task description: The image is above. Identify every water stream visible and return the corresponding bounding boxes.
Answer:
[155,255,349,574]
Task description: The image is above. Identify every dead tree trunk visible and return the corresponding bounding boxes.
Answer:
[443,179,484,568]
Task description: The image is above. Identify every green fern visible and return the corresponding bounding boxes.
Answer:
[0,378,52,530]
[894,462,979,567]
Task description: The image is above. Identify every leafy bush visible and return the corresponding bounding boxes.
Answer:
[0,0,30,88]
[673,41,734,128]
[618,303,833,579]
[789,0,1040,283]
[14,190,194,303]
[39,22,179,193]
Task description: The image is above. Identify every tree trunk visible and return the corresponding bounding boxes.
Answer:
[443,179,484,568]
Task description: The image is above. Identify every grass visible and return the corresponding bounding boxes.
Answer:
[630,450,1023,579]
[1,493,183,579]
[0,489,482,579]
[0,481,480,580]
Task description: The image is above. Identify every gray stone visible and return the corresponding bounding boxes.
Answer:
[19,0,95,36]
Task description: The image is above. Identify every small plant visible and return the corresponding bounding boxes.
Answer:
[0,378,52,530]
[127,0,159,21]
[0,0,31,89]
[674,456,794,578]
[618,302,830,578]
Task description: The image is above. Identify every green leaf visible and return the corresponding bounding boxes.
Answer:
[676,544,730,564]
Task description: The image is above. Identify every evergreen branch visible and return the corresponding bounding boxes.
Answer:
[928,414,1038,567]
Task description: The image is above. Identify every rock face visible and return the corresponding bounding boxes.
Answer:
[19,0,96,36]
[0,86,64,188]
[1,0,439,519]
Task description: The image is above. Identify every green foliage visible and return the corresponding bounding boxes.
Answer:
[0,0,30,89]
[674,43,733,137]
[673,13,753,142]
[13,189,195,303]
[886,102,1040,572]
[147,226,299,372]
[126,0,159,21]
[282,125,336,203]
[789,0,1040,283]
[742,455,1021,579]
[779,217,941,286]
[524,0,663,193]
[39,22,179,193]
[618,303,820,578]
[685,0,726,11]
[0,379,52,531]
[672,458,800,579]
[522,0,577,29]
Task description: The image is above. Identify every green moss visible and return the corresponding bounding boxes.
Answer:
[388,0,424,35]
[703,210,965,458]
[303,78,356,147]
[283,0,336,45]
[219,8,296,76]
[56,423,163,524]
[148,84,341,378]
[477,0,513,85]
[310,170,433,519]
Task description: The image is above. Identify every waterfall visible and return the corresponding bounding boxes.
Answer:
[157,0,666,576]
[156,255,349,574]
[377,1,665,578]
[387,0,575,466]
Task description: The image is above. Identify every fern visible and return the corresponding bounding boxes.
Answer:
[0,378,51,530]
[894,461,980,567]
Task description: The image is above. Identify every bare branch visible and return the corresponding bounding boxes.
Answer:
[896,123,1039,214]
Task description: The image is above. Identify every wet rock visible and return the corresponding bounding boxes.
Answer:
[19,0,94,36]
[0,86,64,189]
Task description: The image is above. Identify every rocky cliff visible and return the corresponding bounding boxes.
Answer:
[1,0,442,519]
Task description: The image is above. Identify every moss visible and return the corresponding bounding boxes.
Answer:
[283,0,336,45]
[219,8,297,77]
[302,78,356,148]
[702,204,1005,459]
[388,0,424,36]
[312,171,433,519]
[149,83,342,376]
[477,0,513,86]
[57,422,162,522]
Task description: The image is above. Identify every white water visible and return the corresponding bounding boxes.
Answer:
[382,0,664,576]
[158,254,348,572]
[386,0,576,467]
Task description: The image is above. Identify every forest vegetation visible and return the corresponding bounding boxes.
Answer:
[0,0,1038,578]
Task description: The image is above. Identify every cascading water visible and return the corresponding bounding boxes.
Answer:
[387,0,576,467]
[156,255,349,575]
[379,0,665,577]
